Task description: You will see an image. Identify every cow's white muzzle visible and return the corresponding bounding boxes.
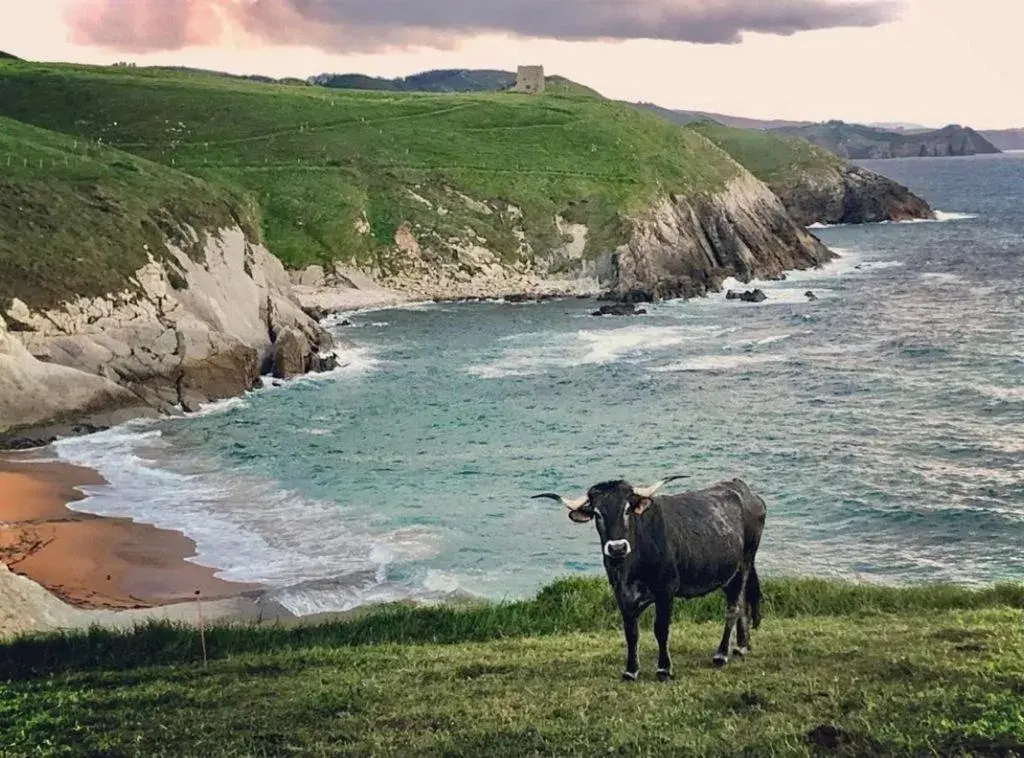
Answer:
[604,539,631,559]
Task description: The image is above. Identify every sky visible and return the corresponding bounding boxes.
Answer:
[2,0,1022,129]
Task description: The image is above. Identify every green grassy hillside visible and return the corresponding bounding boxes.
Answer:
[0,116,254,311]
[1,577,1022,756]
[0,61,740,273]
[686,121,846,184]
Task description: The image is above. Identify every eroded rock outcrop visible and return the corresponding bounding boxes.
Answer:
[0,314,141,436]
[371,214,599,302]
[604,174,834,301]
[1,227,335,440]
[770,165,936,226]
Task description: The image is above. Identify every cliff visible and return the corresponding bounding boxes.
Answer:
[288,173,831,306]
[607,174,833,299]
[688,123,935,226]
[0,118,333,445]
[1,226,334,445]
[772,121,1001,160]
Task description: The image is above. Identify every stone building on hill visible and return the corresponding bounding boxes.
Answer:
[513,65,545,94]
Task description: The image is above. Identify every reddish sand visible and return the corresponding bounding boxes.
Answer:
[0,454,259,610]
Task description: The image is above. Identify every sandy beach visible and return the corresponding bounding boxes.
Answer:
[0,454,259,611]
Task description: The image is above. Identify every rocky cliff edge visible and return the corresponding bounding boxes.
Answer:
[770,164,936,227]
[605,174,835,300]
[1,226,334,446]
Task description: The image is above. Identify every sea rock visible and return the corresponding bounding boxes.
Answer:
[297,265,326,288]
[726,289,768,303]
[592,303,647,317]
[272,327,310,379]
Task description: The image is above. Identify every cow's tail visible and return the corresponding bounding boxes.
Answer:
[746,562,762,629]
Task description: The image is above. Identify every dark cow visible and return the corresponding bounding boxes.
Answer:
[533,475,766,680]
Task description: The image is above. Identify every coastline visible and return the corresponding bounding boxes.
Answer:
[0,453,260,615]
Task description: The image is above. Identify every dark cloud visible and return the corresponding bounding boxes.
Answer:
[68,0,901,54]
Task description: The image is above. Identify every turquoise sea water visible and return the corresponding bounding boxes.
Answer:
[52,154,1024,615]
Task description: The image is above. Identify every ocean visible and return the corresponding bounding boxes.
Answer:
[49,153,1024,616]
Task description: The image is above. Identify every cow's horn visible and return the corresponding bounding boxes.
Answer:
[634,475,688,498]
[532,493,589,510]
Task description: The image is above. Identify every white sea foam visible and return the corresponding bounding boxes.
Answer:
[466,324,717,379]
[258,346,382,394]
[974,384,1024,401]
[919,272,966,284]
[391,300,440,312]
[703,249,905,307]
[729,333,798,349]
[187,395,251,418]
[808,210,976,229]
[649,354,788,373]
[933,211,978,222]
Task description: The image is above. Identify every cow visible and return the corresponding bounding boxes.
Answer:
[533,475,766,681]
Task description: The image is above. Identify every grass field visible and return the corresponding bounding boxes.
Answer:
[1,577,1022,756]
[0,61,743,275]
[0,116,254,311]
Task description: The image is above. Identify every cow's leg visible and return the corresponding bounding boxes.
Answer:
[733,562,752,656]
[714,571,746,668]
[734,604,750,657]
[621,611,640,681]
[654,596,674,681]
[735,558,761,656]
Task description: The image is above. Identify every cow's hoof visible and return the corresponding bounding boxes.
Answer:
[732,646,749,657]
[712,654,729,668]
[621,671,639,682]
[656,669,673,682]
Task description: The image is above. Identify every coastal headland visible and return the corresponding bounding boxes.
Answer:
[0,57,936,449]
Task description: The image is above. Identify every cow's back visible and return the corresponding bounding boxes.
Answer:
[655,479,765,592]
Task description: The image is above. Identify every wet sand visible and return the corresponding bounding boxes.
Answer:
[0,454,260,610]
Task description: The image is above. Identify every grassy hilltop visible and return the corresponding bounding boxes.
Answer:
[1,577,1022,756]
[0,61,741,280]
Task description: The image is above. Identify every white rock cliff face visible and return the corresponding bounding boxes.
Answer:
[1,227,330,437]
[0,313,137,434]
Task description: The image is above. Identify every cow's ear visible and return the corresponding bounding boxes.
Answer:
[631,496,654,516]
[568,508,594,524]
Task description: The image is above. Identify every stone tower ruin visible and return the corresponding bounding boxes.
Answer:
[513,65,545,94]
